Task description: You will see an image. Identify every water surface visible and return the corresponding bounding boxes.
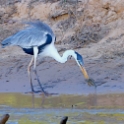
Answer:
[1,93,124,124]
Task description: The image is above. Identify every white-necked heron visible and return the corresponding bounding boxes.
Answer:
[1,21,95,95]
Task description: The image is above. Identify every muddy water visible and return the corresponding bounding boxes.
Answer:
[1,107,124,124]
[1,93,124,109]
[1,93,124,124]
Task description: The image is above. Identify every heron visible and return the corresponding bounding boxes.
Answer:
[1,21,95,95]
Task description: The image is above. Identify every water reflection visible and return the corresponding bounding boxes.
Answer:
[0,93,124,109]
[1,93,124,124]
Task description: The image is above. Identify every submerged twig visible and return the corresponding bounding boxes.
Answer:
[60,116,68,124]
[0,114,10,124]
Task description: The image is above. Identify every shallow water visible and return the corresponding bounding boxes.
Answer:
[1,107,124,124]
[1,93,124,109]
[1,93,124,124]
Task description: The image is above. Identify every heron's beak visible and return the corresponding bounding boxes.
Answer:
[79,65,96,87]
[79,66,89,80]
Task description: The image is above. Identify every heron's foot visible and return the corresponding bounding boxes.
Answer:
[85,78,97,88]
[41,90,50,96]
[27,90,58,96]
[41,90,58,96]
[32,90,41,93]
[27,90,42,94]
[32,89,49,95]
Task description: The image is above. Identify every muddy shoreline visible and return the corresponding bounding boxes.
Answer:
[0,49,123,95]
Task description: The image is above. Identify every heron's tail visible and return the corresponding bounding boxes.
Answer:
[1,36,12,48]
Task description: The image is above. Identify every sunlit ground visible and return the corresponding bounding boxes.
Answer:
[1,93,124,124]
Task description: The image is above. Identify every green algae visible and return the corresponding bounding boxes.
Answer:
[10,113,124,124]
[1,93,124,124]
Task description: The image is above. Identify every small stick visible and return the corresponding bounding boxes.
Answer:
[60,116,68,124]
[0,114,10,124]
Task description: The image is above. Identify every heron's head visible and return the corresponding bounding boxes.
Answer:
[73,51,95,86]
[74,52,89,79]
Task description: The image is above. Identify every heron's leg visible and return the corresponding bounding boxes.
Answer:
[27,57,34,92]
[27,57,35,108]
[33,47,48,95]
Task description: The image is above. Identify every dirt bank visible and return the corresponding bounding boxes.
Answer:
[0,0,123,95]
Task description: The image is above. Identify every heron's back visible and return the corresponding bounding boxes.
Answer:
[1,21,55,49]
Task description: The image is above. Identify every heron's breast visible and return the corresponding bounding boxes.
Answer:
[22,44,47,55]
[22,47,34,55]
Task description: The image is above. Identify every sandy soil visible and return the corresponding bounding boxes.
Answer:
[0,36,123,95]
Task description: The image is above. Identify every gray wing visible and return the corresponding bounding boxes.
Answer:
[1,21,55,48]
[26,21,54,35]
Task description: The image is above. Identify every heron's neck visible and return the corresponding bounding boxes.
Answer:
[49,46,76,63]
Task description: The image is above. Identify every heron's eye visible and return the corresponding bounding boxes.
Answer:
[70,55,72,59]
[68,55,72,60]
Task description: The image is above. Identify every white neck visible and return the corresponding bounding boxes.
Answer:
[46,45,76,63]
